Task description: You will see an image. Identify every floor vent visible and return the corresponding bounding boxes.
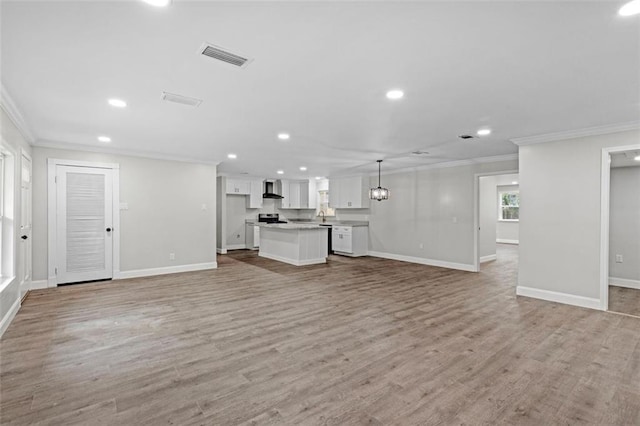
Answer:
[161,92,203,107]
[199,43,252,68]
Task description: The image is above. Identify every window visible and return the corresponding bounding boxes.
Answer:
[0,153,3,277]
[499,190,519,221]
[0,147,15,280]
[317,190,335,217]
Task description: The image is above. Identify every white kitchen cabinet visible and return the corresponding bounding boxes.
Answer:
[247,179,263,209]
[226,178,250,195]
[332,225,368,256]
[328,176,369,209]
[278,179,314,209]
[245,224,260,249]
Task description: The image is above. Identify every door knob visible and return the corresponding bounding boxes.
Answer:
[106,228,112,232]
[21,235,28,240]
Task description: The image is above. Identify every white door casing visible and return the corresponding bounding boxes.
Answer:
[48,159,120,287]
[19,150,32,298]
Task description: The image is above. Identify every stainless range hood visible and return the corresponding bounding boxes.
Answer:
[263,180,283,199]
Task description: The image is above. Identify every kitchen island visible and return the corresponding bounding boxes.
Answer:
[258,223,329,266]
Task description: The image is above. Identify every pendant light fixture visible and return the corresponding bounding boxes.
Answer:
[369,160,390,201]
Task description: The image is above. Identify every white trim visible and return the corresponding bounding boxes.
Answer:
[370,154,519,178]
[47,159,120,287]
[609,277,640,290]
[0,84,35,143]
[511,122,640,146]
[34,139,220,166]
[367,251,476,272]
[225,244,247,251]
[480,254,497,263]
[216,248,227,254]
[115,262,217,280]
[30,280,48,290]
[496,239,519,244]
[516,286,601,311]
[258,252,326,266]
[600,143,640,312]
[474,169,519,273]
[0,297,20,338]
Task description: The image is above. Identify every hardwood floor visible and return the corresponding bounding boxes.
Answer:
[609,285,640,318]
[1,245,639,425]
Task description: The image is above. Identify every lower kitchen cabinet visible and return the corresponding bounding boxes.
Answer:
[331,226,368,256]
[245,224,260,249]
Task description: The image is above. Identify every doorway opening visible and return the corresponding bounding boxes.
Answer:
[474,171,519,273]
[605,149,640,317]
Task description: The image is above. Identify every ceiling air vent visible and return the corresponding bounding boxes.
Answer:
[161,92,202,107]
[458,134,475,140]
[199,43,252,68]
[411,150,429,156]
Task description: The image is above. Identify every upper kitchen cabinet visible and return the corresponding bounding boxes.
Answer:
[278,179,315,209]
[226,178,250,195]
[247,179,263,209]
[329,176,369,209]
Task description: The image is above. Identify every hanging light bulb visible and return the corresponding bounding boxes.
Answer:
[369,160,390,201]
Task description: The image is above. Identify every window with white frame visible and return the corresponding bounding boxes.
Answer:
[499,190,519,221]
[317,190,335,217]
[0,153,4,277]
[0,147,15,280]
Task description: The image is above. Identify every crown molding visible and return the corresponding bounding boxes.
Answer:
[0,84,36,143]
[510,122,640,147]
[33,139,221,166]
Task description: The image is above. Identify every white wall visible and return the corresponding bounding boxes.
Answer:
[518,128,640,306]
[479,176,498,259]
[609,166,640,283]
[0,107,32,335]
[32,147,217,280]
[367,159,518,269]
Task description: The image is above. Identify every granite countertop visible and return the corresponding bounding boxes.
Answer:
[288,220,369,227]
[257,223,328,230]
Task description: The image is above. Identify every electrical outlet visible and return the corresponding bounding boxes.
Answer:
[201,203,207,211]
[615,254,623,263]
[169,253,175,261]
[419,243,424,249]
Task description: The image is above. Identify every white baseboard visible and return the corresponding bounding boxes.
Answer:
[367,251,476,272]
[226,244,246,251]
[516,286,601,310]
[216,248,227,254]
[116,262,218,280]
[30,280,48,290]
[497,239,519,244]
[259,252,326,266]
[0,298,21,338]
[480,254,497,263]
[609,277,640,290]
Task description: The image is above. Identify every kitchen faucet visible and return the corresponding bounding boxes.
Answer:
[319,210,326,223]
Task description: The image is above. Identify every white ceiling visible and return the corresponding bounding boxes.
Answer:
[2,0,639,179]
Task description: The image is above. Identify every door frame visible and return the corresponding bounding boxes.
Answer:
[599,143,640,311]
[473,169,519,272]
[19,148,32,298]
[47,159,120,287]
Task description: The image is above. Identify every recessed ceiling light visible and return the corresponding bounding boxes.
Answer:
[108,98,127,108]
[277,133,290,140]
[512,181,518,185]
[619,0,640,16]
[477,128,492,136]
[315,176,323,180]
[634,154,640,161]
[97,136,111,143]
[227,153,237,159]
[141,0,171,6]
[386,90,404,100]
[299,166,307,171]
[277,170,284,175]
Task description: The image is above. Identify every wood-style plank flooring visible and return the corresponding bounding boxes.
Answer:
[1,244,639,425]
[609,285,640,318]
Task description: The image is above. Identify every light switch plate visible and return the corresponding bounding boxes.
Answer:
[120,203,129,210]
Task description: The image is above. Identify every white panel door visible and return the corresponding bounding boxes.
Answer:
[19,153,32,298]
[56,166,113,284]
